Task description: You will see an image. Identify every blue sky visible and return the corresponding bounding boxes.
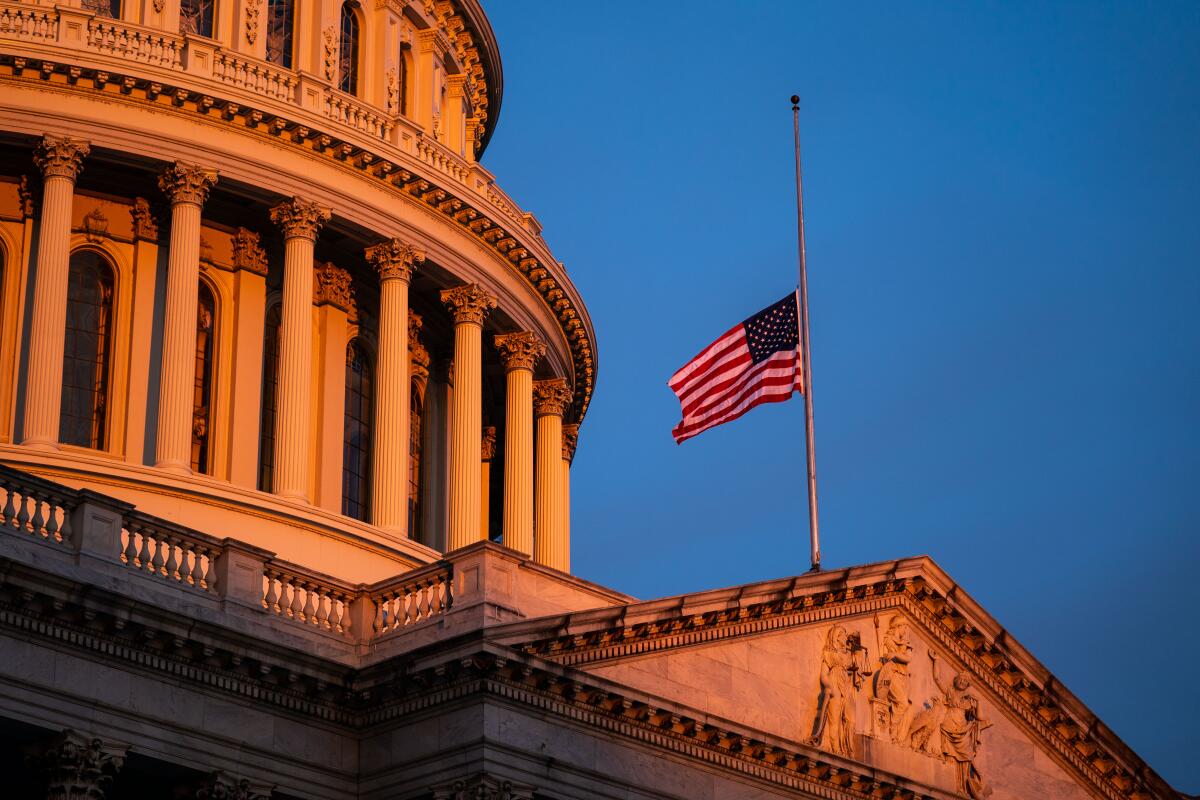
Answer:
[481,1,1200,790]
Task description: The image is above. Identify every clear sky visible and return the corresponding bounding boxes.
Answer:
[481,1,1200,790]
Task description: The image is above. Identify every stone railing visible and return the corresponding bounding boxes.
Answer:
[0,3,56,43]
[370,563,454,639]
[325,88,391,140]
[0,463,452,644]
[416,137,471,186]
[0,466,75,549]
[88,17,183,69]
[213,50,295,103]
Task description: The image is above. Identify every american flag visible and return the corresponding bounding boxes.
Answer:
[669,292,805,444]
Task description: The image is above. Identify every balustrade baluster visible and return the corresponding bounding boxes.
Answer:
[16,491,30,533]
[2,485,15,529]
[121,526,136,565]
[264,571,279,612]
[316,592,330,628]
[150,532,165,575]
[288,578,304,618]
[165,536,180,580]
[301,582,316,623]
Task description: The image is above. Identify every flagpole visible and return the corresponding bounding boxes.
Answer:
[791,95,821,572]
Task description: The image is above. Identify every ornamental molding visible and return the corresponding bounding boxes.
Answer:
[533,378,571,418]
[82,206,108,242]
[440,283,496,326]
[431,772,534,800]
[313,261,356,316]
[0,57,592,426]
[561,423,578,462]
[409,309,430,383]
[17,174,37,218]
[481,425,497,461]
[0,553,1178,800]
[196,770,274,800]
[33,135,89,180]
[244,0,261,45]
[375,0,408,15]
[365,237,424,282]
[494,331,544,372]
[30,729,127,800]
[158,161,218,206]
[231,227,268,275]
[269,196,330,241]
[130,197,158,240]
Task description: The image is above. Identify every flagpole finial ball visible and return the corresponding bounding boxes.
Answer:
[790,94,800,106]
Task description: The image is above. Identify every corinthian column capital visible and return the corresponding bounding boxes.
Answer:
[441,283,497,326]
[313,261,356,315]
[365,238,425,282]
[270,197,331,241]
[494,331,545,372]
[533,378,572,417]
[33,729,127,800]
[157,161,218,206]
[562,423,579,462]
[33,135,90,180]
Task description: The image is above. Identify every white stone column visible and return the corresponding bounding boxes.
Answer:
[562,422,578,569]
[365,238,424,533]
[440,284,496,551]
[268,197,330,501]
[533,378,572,571]
[22,136,89,448]
[154,162,218,472]
[494,331,544,557]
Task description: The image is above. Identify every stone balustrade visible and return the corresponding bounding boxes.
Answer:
[88,17,183,69]
[0,465,75,548]
[370,564,455,638]
[121,514,219,594]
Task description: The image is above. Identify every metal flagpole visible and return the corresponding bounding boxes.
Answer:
[791,94,821,572]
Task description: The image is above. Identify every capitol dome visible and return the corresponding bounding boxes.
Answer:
[0,0,594,583]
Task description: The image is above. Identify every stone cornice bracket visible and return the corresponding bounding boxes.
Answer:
[562,423,579,462]
[231,227,268,275]
[533,378,572,417]
[494,331,545,372]
[33,135,90,180]
[31,729,127,800]
[440,283,497,326]
[196,770,274,800]
[481,425,497,461]
[313,261,356,316]
[365,237,425,283]
[374,0,408,14]
[409,310,431,382]
[130,197,159,241]
[158,161,218,207]
[431,772,535,800]
[269,196,331,241]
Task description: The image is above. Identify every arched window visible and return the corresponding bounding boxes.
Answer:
[60,251,114,449]
[179,0,215,37]
[408,383,423,539]
[398,47,410,116]
[338,1,360,95]
[257,304,282,492]
[82,0,121,18]
[342,340,373,520]
[191,283,216,474]
[265,0,294,69]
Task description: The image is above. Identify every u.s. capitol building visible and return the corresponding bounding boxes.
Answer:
[0,0,1186,797]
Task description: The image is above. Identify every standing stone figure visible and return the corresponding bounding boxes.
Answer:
[807,625,869,757]
[908,651,993,799]
[872,613,915,743]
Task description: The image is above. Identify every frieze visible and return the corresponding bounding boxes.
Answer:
[0,55,593,427]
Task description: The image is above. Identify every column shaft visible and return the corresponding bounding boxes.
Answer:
[562,457,571,570]
[155,200,201,470]
[448,320,481,548]
[503,367,533,553]
[274,234,314,500]
[373,277,409,529]
[22,174,75,447]
[535,412,563,569]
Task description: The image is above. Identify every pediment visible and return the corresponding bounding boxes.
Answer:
[497,558,1176,800]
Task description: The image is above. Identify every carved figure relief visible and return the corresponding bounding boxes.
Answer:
[322,28,337,82]
[18,175,36,218]
[82,207,108,242]
[908,651,993,798]
[244,0,261,45]
[871,613,915,743]
[130,197,159,240]
[807,625,871,757]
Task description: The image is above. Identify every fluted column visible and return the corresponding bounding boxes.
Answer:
[533,378,572,571]
[154,162,218,472]
[562,423,578,569]
[365,239,424,533]
[22,136,89,448]
[494,332,545,556]
[481,425,496,537]
[441,284,496,550]
[269,197,330,501]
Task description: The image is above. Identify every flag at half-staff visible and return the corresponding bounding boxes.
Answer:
[669,292,803,444]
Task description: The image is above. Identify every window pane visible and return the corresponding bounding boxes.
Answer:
[257,305,282,492]
[266,0,293,68]
[60,251,114,449]
[180,0,215,37]
[342,340,372,521]
[338,3,359,95]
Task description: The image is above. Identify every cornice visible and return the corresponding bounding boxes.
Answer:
[0,56,593,426]
[510,571,1176,800]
